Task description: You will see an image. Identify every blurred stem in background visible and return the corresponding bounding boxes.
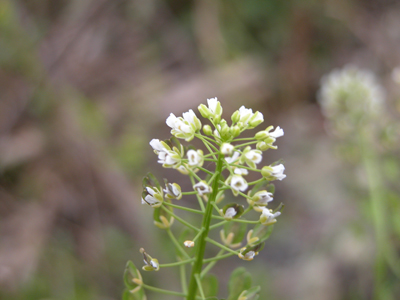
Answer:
[361,130,400,300]
[319,66,400,300]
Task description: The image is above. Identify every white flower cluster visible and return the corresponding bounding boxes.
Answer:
[145,97,285,233]
[318,66,384,131]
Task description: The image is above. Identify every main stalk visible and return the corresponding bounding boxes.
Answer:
[186,154,224,300]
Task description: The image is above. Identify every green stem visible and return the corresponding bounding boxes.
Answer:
[195,274,206,299]
[180,262,188,296]
[142,283,186,297]
[160,258,195,268]
[186,154,224,300]
[205,237,239,255]
[359,132,398,298]
[234,141,258,148]
[211,215,259,224]
[232,137,254,142]
[182,191,199,195]
[162,206,201,232]
[163,202,204,214]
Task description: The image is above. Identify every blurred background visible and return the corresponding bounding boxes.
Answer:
[1,0,400,299]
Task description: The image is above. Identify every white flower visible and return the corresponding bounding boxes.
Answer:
[270,126,284,138]
[149,139,166,152]
[238,106,253,125]
[149,139,180,167]
[182,110,200,129]
[255,126,284,151]
[224,207,237,219]
[166,109,201,141]
[260,207,281,225]
[271,164,286,180]
[245,149,262,164]
[198,97,223,119]
[230,175,248,193]
[261,164,286,181]
[234,168,248,176]
[207,97,219,114]
[163,182,182,200]
[252,190,273,206]
[237,106,264,128]
[184,240,195,248]
[193,181,212,196]
[166,113,191,133]
[187,149,203,167]
[225,151,240,164]
[221,143,234,156]
[141,187,163,207]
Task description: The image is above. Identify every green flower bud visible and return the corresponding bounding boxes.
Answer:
[230,125,241,137]
[220,122,230,140]
[248,111,264,127]
[198,104,211,118]
[203,125,212,135]
[231,110,240,123]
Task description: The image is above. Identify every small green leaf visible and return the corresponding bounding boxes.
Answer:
[123,261,141,290]
[202,274,219,297]
[227,267,252,300]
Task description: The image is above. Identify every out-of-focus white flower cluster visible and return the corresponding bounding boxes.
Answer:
[319,65,385,135]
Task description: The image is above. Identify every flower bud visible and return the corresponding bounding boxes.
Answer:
[230,125,241,137]
[184,240,195,248]
[248,111,264,127]
[198,104,211,118]
[213,115,221,124]
[220,122,231,140]
[203,124,213,135]
[231,110,240,123]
